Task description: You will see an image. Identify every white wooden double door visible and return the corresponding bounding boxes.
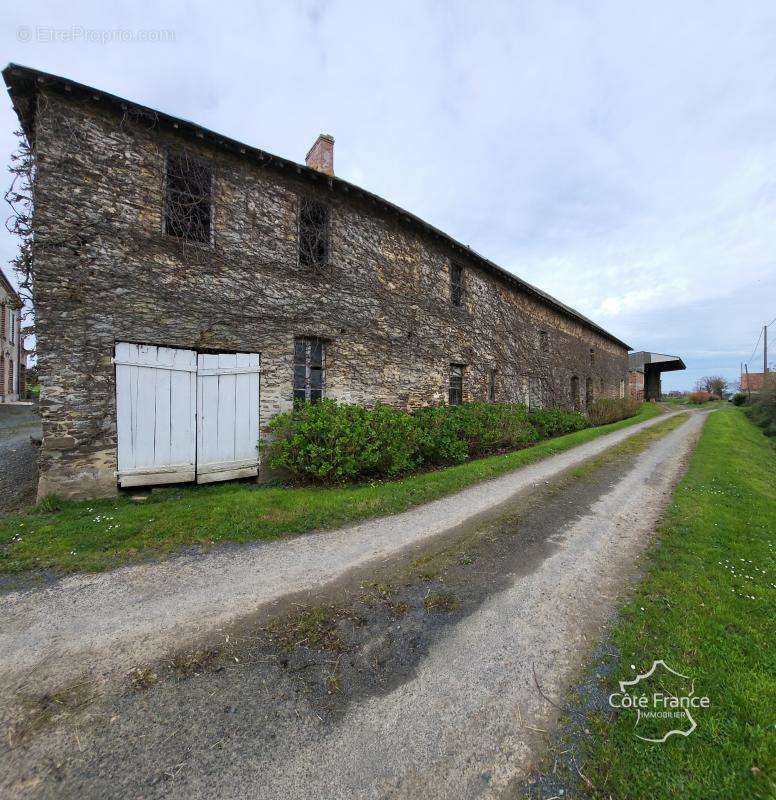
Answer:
[115,343,260,487]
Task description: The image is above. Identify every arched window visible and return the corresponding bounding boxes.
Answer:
[571,375,580,411]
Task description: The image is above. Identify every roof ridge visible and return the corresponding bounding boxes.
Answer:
[2,62,630,350]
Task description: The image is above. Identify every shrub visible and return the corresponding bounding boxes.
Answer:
[265,398,623,484]
[688,391,712,404]
[530,407,589,438]
[731,392,747,406]
[265,399,421,482]
[586,397,641,425]
[744,375,776,436]
[414,402,539,464]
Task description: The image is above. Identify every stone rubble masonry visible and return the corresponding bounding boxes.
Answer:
[26,88,629,500]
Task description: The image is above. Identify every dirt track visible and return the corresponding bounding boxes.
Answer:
[0,410,707,799]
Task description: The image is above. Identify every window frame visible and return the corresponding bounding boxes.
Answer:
[488,368,497,402]
[450,262,464,307]
[449,363,464,406]
[570,375,581,411]
[538,330,549,353]
[163,149,214,246]
[293,337,326,403]
[298,195,331,269]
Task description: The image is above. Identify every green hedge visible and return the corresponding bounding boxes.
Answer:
[586,396,642,425]
[265,400,592,483]
[744,377,776,436]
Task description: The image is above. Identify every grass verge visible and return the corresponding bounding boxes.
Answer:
[579,407,775,799]
[0,403,663,575]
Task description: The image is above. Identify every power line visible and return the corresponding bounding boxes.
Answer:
[748,327,763,365]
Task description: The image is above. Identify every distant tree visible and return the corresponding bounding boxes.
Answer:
[695,376,728,398]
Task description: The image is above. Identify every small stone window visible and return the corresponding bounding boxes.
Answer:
[450,263,464,307]
[293,337,325,403]
[538,330,549,353]
[571,375,581,411]
[590,348,595,364]
[488,369,497,402]
[528,377,542,410]
[163,151,212,244]
[449,364,464,406]
[619,379,626,399]
[298,197,330,268]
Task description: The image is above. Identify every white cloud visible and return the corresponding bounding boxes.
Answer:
[0,0,774,389]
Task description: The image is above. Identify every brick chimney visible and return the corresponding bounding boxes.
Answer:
[305,134,334,176]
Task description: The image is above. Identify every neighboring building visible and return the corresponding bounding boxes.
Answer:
[740,372,767,393]
[3,64,631,500]
[628,352,686,401]
[0,267,23,403]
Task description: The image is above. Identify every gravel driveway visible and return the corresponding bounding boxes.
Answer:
[0,410,708,799]
[0,404,40,511]
[2,409,685,691]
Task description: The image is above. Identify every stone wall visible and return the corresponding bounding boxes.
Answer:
[629,370,645,401]
[29,88,629,499]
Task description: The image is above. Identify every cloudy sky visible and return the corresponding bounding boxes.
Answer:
[2,0,775,390]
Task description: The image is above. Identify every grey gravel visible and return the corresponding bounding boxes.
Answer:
[0,404,40,512]
[2,410,683,692]
[0,410,709,800]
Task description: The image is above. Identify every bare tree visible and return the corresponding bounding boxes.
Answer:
[695,375,728,397]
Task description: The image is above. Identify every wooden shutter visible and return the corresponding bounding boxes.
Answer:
[115,342,197,486]
[196,352,260,483]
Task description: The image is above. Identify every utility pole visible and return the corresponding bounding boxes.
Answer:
[745,363,751,401]
[764,324,769,374]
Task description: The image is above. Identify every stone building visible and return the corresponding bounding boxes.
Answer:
[0,267,23,403]
[4,64,631,500]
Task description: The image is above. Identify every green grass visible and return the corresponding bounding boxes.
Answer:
[0,403,663,575]
[580,408,775,799]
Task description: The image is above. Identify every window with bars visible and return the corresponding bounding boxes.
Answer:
[298,197,330,268]
[538,330,549,353]
[449,364,464,406]
[293,337,325,402]
[590,347,595,364]
[450,263,464,307]
[163,151,213,243]
[488,369,497,402]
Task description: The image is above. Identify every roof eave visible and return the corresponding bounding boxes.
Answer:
[2,62,631,351]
